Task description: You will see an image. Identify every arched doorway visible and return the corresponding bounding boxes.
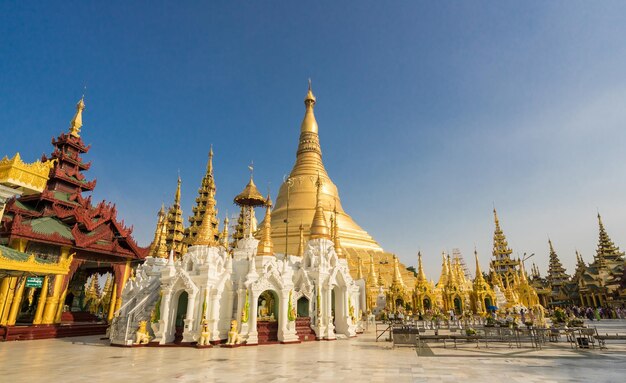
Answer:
[297,297,309,317]
[423,297,431,310]
[484,297,492,309]
[453,297,462,314]
[395,298,404,312]
[295,296,316,341]
[174,291,188,344]
[257,290,278,344]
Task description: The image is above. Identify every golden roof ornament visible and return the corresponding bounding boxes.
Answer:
[256,193,274,256]
[309,174,330,239]
[69,96,85,138]
[234,164,266,207]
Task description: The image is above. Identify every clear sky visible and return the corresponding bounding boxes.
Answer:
[2,1,626,280]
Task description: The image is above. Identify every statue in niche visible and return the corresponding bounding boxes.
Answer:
[257,291,276,321]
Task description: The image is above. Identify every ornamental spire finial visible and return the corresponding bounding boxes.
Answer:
[69,96,85,138]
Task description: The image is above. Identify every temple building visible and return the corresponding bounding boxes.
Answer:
[110,152,362,346]
[260,83,415,310]
[576,214,624,307]
[409,211,542,316]
[0,98,147,338]
[528,214,625,308]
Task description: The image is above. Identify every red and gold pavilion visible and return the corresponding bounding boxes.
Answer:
[0,98,148,339]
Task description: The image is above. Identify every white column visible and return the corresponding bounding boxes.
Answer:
[158,291,172,344]
[182,292,197,342]
[209,289,221,341]
[247,292,259,344]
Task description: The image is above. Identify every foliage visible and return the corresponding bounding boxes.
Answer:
[466,328,477,336]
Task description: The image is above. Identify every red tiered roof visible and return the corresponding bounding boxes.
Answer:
[1,127,148,260]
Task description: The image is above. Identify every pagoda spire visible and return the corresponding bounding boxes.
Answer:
[69,96,85,138]
[518,258,528,284]
[332,203,344,258]
[309,174,330,239]
[474,249,485,283]
[148,204,168,258]
[491,208,516,286]
[357,257,364,280]
[297,224,305,257]
[220,217,229,248]
[367,253,378,286]
[417,251,427,282]
[192,201,219,246]
[446,254,456,287]
[595,213,624,266]
[547,239,569,286]
[165,177,186,258]
[437,252,448,287]
[392,255,404,286]
[268,82,383,255]
[256,194,274,256]
[187,148,219,244]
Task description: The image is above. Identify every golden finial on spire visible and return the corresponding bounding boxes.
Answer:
[332,202,344,258]
[309,173,330,239]
[220,217,230,248]
[357,257,364,280]
[175,175,182,205]
[69,96,86,138]
[474,249,485,283]
[417,251,427,282]
[301,80,318,134]
[256,193,274,256]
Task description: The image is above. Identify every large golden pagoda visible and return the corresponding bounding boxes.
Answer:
[263,83,416,287]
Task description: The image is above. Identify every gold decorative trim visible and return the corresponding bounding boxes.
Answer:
[0,251,73,275]
[0,153,54,194]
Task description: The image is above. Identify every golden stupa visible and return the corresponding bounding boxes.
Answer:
[261,82,416,287]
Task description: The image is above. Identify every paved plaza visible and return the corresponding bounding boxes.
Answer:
[1,320,625,383]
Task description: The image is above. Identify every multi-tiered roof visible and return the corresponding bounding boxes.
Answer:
[1,98,147,260]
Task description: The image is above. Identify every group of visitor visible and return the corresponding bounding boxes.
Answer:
[549,305,626,321]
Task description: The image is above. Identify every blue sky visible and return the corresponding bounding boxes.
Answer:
[2,1,626,279]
